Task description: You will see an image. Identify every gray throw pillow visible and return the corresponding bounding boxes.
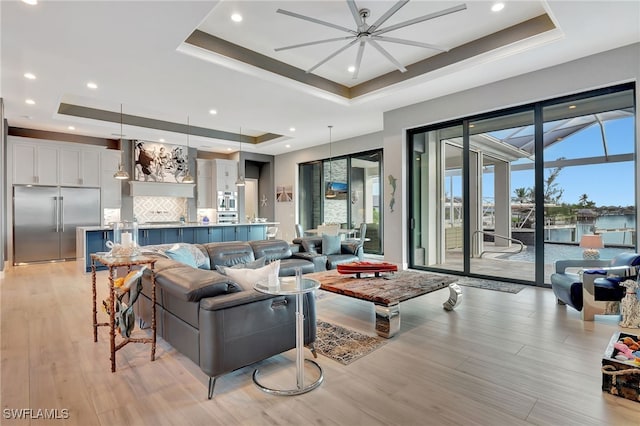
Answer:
[322,234,342,255]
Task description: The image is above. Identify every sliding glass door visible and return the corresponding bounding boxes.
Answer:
[408,84,636,285]
[299,149,383,254]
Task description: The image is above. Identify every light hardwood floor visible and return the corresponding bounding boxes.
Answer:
[2,261,640,425]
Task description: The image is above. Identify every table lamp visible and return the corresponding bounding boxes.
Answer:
[579,234,604,259]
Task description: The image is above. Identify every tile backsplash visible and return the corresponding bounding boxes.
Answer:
[134,196,187,223]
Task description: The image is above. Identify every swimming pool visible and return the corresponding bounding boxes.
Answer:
[504,244,631,263]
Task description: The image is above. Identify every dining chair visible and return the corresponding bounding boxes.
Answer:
[266,227,278,240]
[295,223,304,238]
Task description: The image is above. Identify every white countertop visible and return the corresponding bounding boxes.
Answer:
[77,222,279,232]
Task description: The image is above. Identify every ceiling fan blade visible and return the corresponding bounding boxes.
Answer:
[347,0,364,29]
[352,40,366,79]
[275,36,354,52]
[367,0,409,33]
[367,39,407,73]
[373,3,467,36]
[277,8,356,35]
[307,38,360,74]
[372,35,449,52]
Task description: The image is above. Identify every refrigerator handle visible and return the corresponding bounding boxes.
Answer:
[60,196,65,232]
[54,196,59,233]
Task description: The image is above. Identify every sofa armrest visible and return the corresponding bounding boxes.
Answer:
[199,290,275,311]
[554,259,609,274]
[292,252,328,272]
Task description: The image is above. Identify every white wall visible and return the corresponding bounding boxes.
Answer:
[383,42,640,267]
[273,132,382,242]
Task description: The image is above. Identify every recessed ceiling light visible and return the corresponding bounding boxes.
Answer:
[22,0,38,5]
[347,65,356,73]
[491,3,505,12]
[159,138,165,142]
[25,99,35,105]
[227,147,232,151]
[569,105,577,109]
[289,127,296,132]
[231,13,243,22]
[24,72,36,80]
[68,126,75,130]
[285,144,291,148]
[86,82,98,89]
[209,109,217,115]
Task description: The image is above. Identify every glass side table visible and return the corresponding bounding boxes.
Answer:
[253,276,323,395]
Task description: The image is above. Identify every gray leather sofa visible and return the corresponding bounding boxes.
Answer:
[292,236,364,270]
[134,239,317,398]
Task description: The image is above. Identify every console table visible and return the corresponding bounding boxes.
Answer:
[252,277,323,395]
[90,254,157,372]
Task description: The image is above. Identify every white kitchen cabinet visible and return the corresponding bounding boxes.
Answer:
[101,150,122,208]
[12,138,102,187]
[213,159,238,191]
[59,148,101,187]
[82,150,101,187]
[197,159,214,208]
[12,142,59,185]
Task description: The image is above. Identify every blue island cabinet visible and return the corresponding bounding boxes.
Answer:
[248,225,266,241]
[195,227,223,243]
[161,227,195,244]
[138,228,163,246]
[85,230,113,271]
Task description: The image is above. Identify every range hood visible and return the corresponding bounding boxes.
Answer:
[129,181,195,198]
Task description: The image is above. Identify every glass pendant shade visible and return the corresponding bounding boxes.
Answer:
[325,125,336,198]
[182,116,195,184]
[113,103,130,180]
[236,127,245,186]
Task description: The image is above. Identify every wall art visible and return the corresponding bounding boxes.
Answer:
[133,140,190,183]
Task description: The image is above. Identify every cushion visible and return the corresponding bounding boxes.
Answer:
[341,241,362,255]
[214,256,266,274]
[322,233,341,255]
[301,239,319,254]
[164,246,198,268]
[220,260,280,291]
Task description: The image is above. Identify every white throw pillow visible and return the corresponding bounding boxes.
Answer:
[222,260,280,291]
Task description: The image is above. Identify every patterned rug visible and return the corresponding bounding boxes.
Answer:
[456,277,526,294]
[315,320,387,365]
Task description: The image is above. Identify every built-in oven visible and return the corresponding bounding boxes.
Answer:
[217,191,237,211]
[217,211,238,224]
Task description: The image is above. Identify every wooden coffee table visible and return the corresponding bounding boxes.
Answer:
[307,269,462,338]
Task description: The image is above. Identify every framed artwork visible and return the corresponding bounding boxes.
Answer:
[133,140,189,183]
[276,185,293,202]
[325,181,348,200]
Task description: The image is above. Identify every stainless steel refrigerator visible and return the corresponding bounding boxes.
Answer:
[13,185,101,264]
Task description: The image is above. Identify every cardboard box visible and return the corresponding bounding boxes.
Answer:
[602,332,640,402]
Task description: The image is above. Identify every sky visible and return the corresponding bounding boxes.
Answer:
[483,117,635,207]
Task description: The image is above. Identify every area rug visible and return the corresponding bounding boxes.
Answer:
[315,320,387,365]
[456,277,526,294]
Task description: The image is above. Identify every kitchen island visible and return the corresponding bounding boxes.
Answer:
[76,222,279,272]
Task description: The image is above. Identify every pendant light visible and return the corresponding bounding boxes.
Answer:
[235,127,246,187]
[325,125,336,198]
[182,116,195,184]
[113,104,130,180]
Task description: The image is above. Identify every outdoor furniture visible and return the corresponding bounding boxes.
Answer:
[550,252,640,321]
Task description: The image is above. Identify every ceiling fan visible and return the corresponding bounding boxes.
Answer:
[275,0,467,79]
